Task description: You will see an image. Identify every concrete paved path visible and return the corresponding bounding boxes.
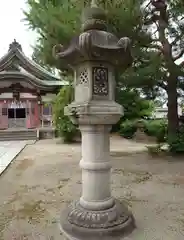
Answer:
[0,140,35,175]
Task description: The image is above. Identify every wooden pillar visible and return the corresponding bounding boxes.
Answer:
[41,104,44,128]
[0,101,8,129]
[37,94,42,128]
[26,100,31,129]
[34,101,39,127]
[0,102,2,129]
[49,104,53,127]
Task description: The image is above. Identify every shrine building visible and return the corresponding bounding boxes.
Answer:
[0,40,62,140]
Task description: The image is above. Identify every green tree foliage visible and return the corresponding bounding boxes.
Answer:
[117,88,154,120]
[24,0,157,133]
[24,0,156,85]
[24,1,157,95]
[142,0,184,140]
[53,80,78,142]
[111,87,154,132]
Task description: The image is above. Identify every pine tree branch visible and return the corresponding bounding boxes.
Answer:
[173,49,184,61]
[152,38,160,42]
[179,61,184,67]
[153,1,172,61]
[144,0,152,10]
[157,81,167,90]
[171,33,183,46]
[149,44,164,52]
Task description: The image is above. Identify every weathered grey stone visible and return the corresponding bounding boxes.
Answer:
[53,0,135,239]
[60,200,135,240]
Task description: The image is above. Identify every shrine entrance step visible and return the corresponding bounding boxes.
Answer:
[0,128,38,141]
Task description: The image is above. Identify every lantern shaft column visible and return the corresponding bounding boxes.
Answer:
[59,101,135,240]
[79,125,114,210]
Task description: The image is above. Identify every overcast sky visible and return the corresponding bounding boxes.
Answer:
[0,0,37,57]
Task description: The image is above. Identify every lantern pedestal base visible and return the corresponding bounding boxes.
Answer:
[59,199,135,240]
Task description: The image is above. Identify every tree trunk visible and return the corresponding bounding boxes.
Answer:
[149,0,180,142]
[167,75,179,140]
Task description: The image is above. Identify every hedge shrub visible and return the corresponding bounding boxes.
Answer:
[168,125,184,154]
[119,120,137,139]
[144,119,167,143]
[53,84,78,143]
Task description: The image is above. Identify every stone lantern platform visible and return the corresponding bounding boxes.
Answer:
[53,1,135,239]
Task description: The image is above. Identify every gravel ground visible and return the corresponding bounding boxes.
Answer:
[0,138,184,240]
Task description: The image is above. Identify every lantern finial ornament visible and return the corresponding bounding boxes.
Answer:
[91,0,98,7]
[81,0,107,31]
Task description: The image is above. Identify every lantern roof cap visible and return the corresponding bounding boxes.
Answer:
[81,0,107,31]
[53,1,133,70]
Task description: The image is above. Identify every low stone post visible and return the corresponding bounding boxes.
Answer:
[54,1,135,239]
[134,120,146,142]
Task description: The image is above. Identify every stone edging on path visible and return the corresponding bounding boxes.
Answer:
[0,140,36,176]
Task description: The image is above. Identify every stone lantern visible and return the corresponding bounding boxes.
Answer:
[53,1,135,239]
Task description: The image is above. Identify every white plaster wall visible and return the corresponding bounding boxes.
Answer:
[42,93,56,102]
[153,106,182,119]
[0,93,37,99]
[0,93,56,101]
[0,93,12,99]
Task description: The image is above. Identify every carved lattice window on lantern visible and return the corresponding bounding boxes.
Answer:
[92,67,109,96]
[78,68,89,85]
